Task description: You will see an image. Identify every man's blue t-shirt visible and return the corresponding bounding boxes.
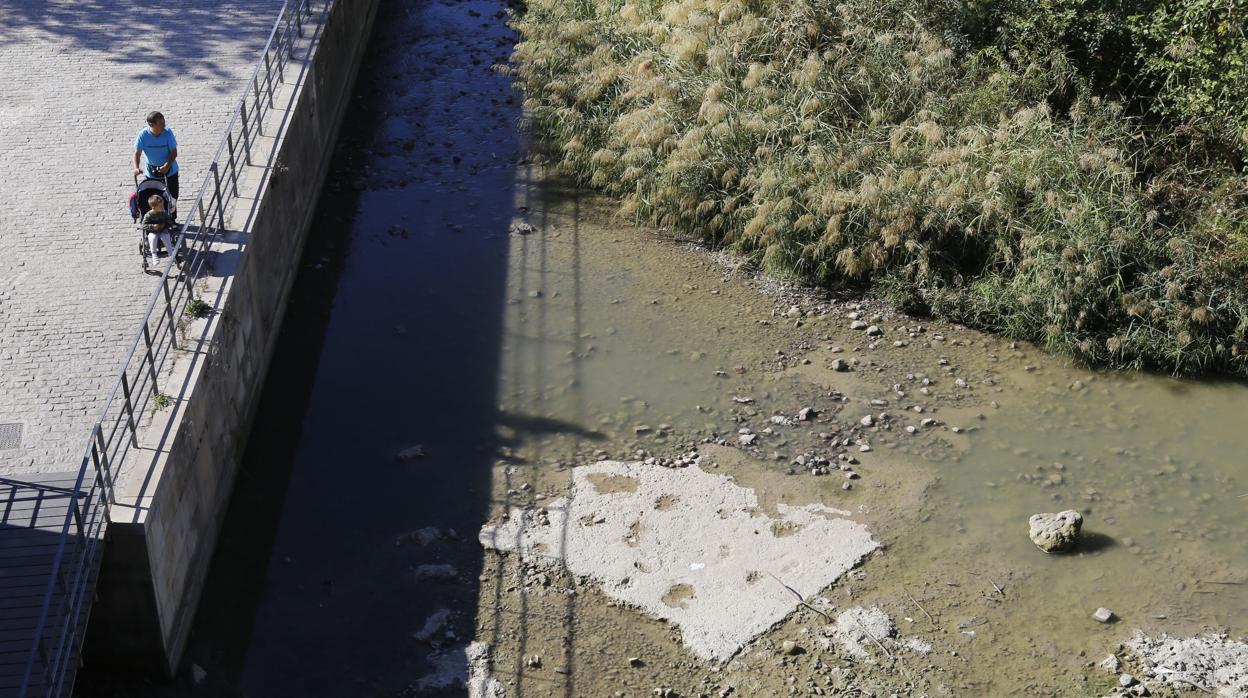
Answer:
[134,127,179,178]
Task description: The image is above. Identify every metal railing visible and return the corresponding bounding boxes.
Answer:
[17,1,328,694]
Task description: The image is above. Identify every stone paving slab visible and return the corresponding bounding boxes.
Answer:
[0,0,285,476]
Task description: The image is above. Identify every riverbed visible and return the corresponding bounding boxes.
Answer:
[75,0,1247,696]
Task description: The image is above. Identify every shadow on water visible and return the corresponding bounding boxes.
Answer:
[76,0,524,694]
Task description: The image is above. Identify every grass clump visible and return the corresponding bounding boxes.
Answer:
[151,391,173,413]
[507,0,1248,375]
[185,298,212,319]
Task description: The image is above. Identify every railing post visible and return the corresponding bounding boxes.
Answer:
[239,102,253,165]
[119,373,139,448]
[225,133,240,195]
[252,78,265,136]
[142,322,160,391]
[161,275,178,350]
[92,429,116,514]
[263,51,276,107]
[211,163,227,231]
[295,2,304,37]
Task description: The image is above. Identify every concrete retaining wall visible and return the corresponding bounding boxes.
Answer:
[86,0,379,673]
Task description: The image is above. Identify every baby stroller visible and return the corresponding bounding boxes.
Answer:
[129,173,182,275]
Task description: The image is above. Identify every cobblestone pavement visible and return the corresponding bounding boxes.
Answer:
[0,0,285,476]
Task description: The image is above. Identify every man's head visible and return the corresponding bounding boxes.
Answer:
[146,111,166,134]
[148,194,164,210]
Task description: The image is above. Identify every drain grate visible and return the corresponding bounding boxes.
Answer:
[0,423,22,449]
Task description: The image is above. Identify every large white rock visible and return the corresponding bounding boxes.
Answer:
[1028,510,1082,553]
[480,460,878,661]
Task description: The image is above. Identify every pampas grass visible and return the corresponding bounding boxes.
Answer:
[507,0,1248,376]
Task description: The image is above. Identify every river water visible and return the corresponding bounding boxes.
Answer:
[76,0,1247,696]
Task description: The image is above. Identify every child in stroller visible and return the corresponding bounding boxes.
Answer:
[129,175,181,274]
[143,195,175,269]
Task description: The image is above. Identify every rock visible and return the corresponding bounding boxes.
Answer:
[739,433,758,446]
[866,325,883,337]
[191,664,207,685]
[396,445,426,461]
[860,415,875,427]
[415,608,453,641]
[797,407,816,421]
[396,526,442,546]
[1098,654,1120,673]
[413,564,459,581]
[781,640,803,656]
[830,359,849,372]
[1092,607,1115,623]
[786,305,802,318]
[1028,510,1083,553]
[920,418,936,428]
[847,311,861,320]
[526,654,542,668]
[850,320,868,330]
[510,221,537,235]
[1119,673,1136,687]
[628,656,644,667]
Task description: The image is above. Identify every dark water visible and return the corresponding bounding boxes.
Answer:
[77,0,521,695]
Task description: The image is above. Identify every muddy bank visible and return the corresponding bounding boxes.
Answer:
[465,158,1246,696]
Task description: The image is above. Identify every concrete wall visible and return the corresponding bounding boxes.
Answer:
[86,0,379,673]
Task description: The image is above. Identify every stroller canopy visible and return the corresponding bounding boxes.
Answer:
[131,178,177,220]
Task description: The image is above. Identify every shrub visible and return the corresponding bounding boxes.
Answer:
[1132,0,1248,160]
[508,0,1248,374]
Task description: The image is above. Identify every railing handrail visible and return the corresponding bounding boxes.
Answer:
[17,1,329,695]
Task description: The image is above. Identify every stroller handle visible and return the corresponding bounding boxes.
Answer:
[134,167,168,188]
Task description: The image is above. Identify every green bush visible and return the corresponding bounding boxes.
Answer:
[1132,0,1248,159]
[509,0,1248,374]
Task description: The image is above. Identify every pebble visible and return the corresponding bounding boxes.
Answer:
[866,325,883,336]
[1092,607,1115,623]
[920,418,936,428]
[781,640,802,655]
[1119,673,1136,687]
[628,657,643,667]
[831,358,849,372]
[860,415,875,427]
[850,320,868,330]
[1098,654,1121,673]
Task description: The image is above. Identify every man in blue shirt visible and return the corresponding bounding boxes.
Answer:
[132,111,180,200]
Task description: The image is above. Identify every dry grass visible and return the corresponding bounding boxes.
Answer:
[508,0,1248,375]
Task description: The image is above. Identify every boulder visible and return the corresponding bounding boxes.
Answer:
[1028,510,1083,553]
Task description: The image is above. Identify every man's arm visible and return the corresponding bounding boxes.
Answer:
[159,148,178,175]
[133,149,142,176]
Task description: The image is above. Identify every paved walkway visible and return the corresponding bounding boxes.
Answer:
[0,0,285,477]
